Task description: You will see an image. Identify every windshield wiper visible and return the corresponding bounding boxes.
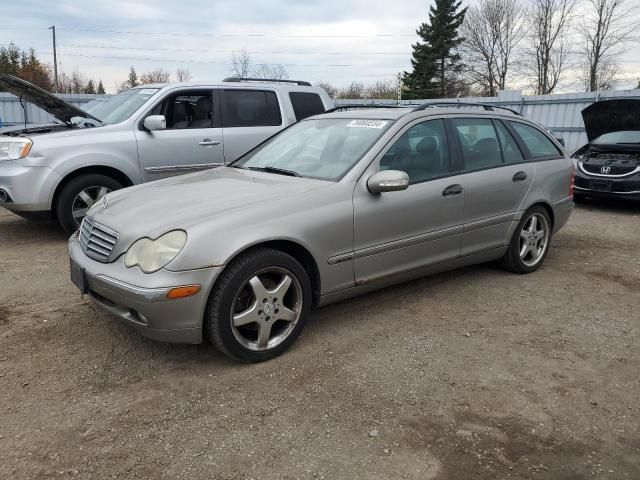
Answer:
[246,166,300,177]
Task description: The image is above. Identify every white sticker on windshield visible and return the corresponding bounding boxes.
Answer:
[346,119,389,129]
[139,89,157,95]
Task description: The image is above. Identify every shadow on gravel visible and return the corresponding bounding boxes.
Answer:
[0,210,68,243]
[575,198,640,215]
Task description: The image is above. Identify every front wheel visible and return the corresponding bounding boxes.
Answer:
[204,248,312,362]
[500,206,552,274]
[55,174,123,234]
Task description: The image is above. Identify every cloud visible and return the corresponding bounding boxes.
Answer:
[3,0,639,93]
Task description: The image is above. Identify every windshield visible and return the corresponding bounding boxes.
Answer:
[594,131,640,145]
[82,88,159,124]
[233,118,392,180]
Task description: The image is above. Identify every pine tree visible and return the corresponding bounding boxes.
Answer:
[403,0,467,99]
[97,80,105,95]
[123,66,139,89]
[85,79,96,94]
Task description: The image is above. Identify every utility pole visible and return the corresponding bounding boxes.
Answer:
[49,25,58,92]
[397,72,402,105]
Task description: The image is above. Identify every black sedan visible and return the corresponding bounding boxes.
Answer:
[572,99,640,201]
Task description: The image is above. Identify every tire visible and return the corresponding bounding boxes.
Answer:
[204,248,312,362]
[55,174,123,234]
[500,206,552,274]
[573,193,586,203]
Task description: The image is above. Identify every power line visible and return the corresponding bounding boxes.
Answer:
[38,51,409,68]
[56,27,417,38]
[59,44,411,55]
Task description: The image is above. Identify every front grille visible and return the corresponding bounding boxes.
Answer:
[79,217,119,263]
[581,163,637,175]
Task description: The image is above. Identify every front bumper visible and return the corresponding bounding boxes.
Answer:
[0,162,60,212]
[69,236,223,343]
[574,167,640,200]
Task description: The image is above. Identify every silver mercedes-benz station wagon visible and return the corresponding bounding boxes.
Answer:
[69,103,574,362]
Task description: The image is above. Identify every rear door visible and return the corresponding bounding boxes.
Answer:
[220,89,284,162]
[451,117,534,255]
[353,118,464,283]
[135,88,224,181]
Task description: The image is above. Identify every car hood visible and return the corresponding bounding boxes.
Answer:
[89,167,331,248]
[0,74,103,126]
[581,99,640,141]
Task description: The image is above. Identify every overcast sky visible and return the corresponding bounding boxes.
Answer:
[2,0,639,94]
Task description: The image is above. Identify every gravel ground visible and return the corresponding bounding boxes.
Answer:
[0,201,639,480]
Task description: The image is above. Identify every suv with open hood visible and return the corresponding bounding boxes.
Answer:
[572,99,640,201]
[0,74,332,232]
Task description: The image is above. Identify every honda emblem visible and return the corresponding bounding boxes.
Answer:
[601,166,611,174]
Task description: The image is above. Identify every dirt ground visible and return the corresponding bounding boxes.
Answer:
[0,201,638,480]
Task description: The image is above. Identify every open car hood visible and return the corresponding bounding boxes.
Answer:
[581,99,640,141]
[0,74,103,126]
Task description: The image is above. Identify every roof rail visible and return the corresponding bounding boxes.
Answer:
[222,77,312,86]
[323,104,406,114]
[411,101,522,116]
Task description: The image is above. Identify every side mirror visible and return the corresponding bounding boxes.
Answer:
[367,170,409,194]
[143,115,166,131]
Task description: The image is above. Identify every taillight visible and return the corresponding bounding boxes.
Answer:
[569,163,575,197]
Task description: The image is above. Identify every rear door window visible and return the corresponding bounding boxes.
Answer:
[452,118,502,171]
[508,122,561,158]
[495,120,525,164]
[221,90,282,127]
[289,92,326,120]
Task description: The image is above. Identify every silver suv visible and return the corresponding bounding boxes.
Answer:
[0,75,333,232]
[68,103,574,362]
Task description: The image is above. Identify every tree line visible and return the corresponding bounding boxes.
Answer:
[0,44,106,94]
[402,0,636,98]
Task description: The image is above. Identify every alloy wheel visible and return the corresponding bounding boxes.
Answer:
[230,267,303,352]
[519,213,550,267]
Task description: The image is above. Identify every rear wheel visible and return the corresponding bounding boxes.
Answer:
[204,248,312,362]
[500,206,552,274]
[55,174,123,234]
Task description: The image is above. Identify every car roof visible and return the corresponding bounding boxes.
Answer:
[133,81,325,92]
[317,107,523,121]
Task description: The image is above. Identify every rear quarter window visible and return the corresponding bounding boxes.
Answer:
[509,122,561,159]
[221,90,282,127]
[288,92,326,120]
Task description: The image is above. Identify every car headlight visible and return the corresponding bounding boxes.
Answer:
[124,230,187,273]
[0,137,32,161]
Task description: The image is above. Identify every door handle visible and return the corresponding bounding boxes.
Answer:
[199,139,221,146]
[512,171,527,182]
[442,184,463,197]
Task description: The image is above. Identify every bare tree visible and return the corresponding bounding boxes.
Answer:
[254,64,289,80]
[461,0,525,96]
[315,81,338,98]
[140,68,171,84]
[57,70,89,94]
[366,79,398,99]
[338,82,365,99]
[175,68,193,82]
[524,0,576,94]
[580,0,635,92]
[230,48,252,78]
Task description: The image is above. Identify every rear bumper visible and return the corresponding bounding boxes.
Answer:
[69,235,223,343]
[552,196,574,233]
[0,162,59,212]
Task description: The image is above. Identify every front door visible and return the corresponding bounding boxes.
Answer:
[449,118,534,255]
[135,89,224,181]
[353,118,464,284]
